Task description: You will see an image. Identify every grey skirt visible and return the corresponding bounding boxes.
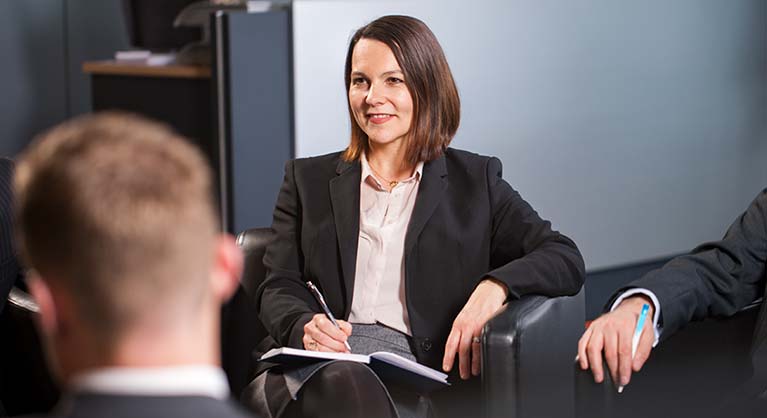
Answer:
[243,323,433,418]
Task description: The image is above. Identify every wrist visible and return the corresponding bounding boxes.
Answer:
[479,278,508,303]
[619,295,655,318]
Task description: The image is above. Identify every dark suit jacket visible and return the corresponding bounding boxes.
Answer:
[29,393,253,418]
[611,189,767,358]
[257,148,585,370]
[0,158,18,314]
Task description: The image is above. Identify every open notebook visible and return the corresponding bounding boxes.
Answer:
[260,347,450,393]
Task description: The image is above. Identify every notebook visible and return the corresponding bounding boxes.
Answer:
[260,347,450,393]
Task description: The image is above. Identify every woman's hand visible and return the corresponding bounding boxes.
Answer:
[442,279,508,379]
[302,313,353,353]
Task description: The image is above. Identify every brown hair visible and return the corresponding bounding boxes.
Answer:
[342,15,461,165]
[15,112,218,339]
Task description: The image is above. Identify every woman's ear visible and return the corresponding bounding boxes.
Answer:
[210,234,244,303]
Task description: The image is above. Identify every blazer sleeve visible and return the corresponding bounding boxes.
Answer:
[615,189,767,339]
[0,158,17,314]
[256,160,318,348]
[483,157,585,299]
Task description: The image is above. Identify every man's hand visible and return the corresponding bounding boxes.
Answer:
[577,295,655,389]
[442,279,507,379]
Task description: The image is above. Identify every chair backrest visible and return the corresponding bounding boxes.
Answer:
[221,227,274,399]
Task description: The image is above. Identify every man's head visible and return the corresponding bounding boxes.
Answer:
[15,112,241,376]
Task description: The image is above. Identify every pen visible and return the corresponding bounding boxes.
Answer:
[618,303,649,393]
[306,281,352,351]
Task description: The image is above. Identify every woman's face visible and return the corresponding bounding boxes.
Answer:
[348,38,414,150]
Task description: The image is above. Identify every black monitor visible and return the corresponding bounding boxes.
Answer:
[122,0,201,51]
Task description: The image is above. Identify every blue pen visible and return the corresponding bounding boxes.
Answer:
[618,303,650,393]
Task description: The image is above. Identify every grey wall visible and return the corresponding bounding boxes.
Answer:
[0,1,68,156]
[66,1,130,116]
[292,0,767,270]
[0,0,127,157]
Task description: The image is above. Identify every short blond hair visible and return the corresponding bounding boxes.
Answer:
[15,112,218,339]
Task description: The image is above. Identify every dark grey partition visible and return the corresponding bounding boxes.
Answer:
[0,1,68,156]
[214,9,293,233]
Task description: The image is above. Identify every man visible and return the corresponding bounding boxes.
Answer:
[578,189,767,399]
[14,112,251,418]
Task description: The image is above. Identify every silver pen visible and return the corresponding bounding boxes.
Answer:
[306,281,352,351]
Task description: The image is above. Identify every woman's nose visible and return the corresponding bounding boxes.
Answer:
[365,83,385,106]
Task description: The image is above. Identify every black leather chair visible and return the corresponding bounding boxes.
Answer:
[575,301,760,418]
[223,227,586,418]
[0,286,59,416]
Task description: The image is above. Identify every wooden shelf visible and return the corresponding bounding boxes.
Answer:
[82,61,211,79]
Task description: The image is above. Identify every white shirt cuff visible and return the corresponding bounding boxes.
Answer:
[609,288,662,347]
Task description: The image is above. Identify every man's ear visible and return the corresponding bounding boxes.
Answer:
[210,234,243,303]
[27,272,58,337]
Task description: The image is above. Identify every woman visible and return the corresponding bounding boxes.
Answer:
[245,15,585,418]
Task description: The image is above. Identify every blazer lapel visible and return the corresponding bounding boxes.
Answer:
[329,158,361,314]
[404,155,448,256]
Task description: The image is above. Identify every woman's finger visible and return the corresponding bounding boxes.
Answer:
[471,334,481,376]
[442,327,461,372]
[458,326,472,379]
[304,316,347,352]
[314,315,349,342]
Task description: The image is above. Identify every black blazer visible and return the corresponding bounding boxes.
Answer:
[606,189,767,368]
[0,158,18,314]
[257,148,585,369]
[610,189,767,351]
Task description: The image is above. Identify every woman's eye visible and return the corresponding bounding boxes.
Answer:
[352,77,367,86]
[387,77,404,84]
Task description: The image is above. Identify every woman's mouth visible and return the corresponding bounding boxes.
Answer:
[367,114,394,124]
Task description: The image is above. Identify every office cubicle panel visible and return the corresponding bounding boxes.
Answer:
[214,10,293,234]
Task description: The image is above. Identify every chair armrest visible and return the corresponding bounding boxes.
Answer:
[1,285,59,414]
[482,288,585,418]
[7,287,38,313]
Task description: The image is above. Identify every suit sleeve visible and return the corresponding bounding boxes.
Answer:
[256,160,317,348]
[0,159,18,314]
[483,157,585,299]
[616,189,767,339]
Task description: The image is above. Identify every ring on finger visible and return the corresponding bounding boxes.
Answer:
[472,336,481,344]
[307,340,318,350]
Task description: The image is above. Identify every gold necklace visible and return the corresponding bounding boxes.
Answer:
[368,162,400,190]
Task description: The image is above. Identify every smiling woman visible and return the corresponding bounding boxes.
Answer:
[243,15,585,418]
[347,39,414,157]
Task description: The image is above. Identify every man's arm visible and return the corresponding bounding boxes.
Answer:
[624,189,767,339]
[579,188,767,389]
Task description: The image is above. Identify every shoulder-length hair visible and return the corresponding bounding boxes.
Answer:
[342,15,460,165]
